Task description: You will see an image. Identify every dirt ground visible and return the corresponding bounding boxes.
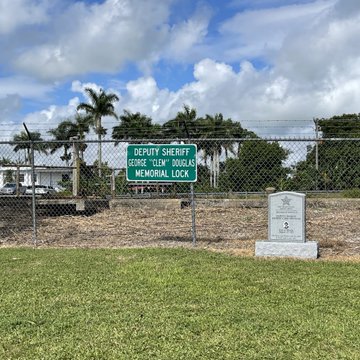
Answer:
[2,204,360,261]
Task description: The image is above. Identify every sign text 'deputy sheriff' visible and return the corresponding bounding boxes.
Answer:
[126,144,197,182]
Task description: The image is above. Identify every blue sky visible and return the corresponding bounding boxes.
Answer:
[1,0,360,140]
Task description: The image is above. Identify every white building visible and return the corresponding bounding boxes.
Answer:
[0,166,72,187]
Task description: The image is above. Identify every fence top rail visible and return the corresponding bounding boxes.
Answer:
[2,137,360,145]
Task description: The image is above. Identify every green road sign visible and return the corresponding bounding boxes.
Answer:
[127,144,197,182]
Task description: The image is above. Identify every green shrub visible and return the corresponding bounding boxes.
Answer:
[342,188,360,198]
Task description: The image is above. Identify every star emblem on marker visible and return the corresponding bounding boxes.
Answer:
[281,196,291,206]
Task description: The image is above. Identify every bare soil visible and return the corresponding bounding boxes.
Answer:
[2,204,360,261]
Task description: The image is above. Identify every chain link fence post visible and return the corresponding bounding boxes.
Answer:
[190,182,196,245]
[23,123,38,247]
[71,137,80,197]
[314,118,320,190]
[30,141,37,246]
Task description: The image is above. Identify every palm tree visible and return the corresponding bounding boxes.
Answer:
[196,115,221,188]
[112,110,160,142]
[77,88,119,176]
[48,120,78,166]
[73,113,91,160]
[162,105,199,140]
[12,131,47,164]
[0,157,12,166]
[197,114,243,188]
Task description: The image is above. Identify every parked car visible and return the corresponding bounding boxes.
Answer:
[25,185,57,196]
[0,182,27,195]
[52,184,66,193]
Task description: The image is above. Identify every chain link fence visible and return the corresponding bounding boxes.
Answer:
[1,138,360,255]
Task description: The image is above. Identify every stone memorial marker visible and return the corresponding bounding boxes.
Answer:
[269,192,305,243]
[255,191,318,259]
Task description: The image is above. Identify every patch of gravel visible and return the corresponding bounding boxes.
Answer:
[2,204,360,261]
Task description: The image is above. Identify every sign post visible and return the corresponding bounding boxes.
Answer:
[127,144,197,244]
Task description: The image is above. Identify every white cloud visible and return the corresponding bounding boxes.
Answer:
[8,0,214,81]
[49,19,360,139]
[13,0,172,80]
[126,77,158,100]
[115,77,174,122]
[22,98,79,137]
[265,76,289,101]
[0,96,78,141]
[0,76,52,99]
[332,0,360,18]
[166,4,212,61]
[218,0,333,61]
[71,80,103,96]
[0,76,53,139]
[3,0,360,142]
[0,94,21,122]
[0,95,21,135]
[0,0,49,34]
[268,0,360,125]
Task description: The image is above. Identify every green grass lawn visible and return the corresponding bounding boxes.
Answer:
[0,248,359,359]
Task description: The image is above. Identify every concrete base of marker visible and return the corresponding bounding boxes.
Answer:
[255,241,319,259]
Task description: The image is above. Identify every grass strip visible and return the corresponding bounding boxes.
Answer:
[0,248,359,359]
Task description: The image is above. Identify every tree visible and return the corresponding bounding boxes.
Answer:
[12,131,47,164]
[290,114,360,191]
[162,105,199,139]
[316,113,360,138]
[0,157,12,166]
[77,88,119,176]
[196,114,254,188]
[220,140,289,192]
[48,120,78,166]
[4,169,14,183]
[196,114,237,188]
[74,113,92,159]
[79,160,113,197]
[162,106,256,188]
[112,110,161,142]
